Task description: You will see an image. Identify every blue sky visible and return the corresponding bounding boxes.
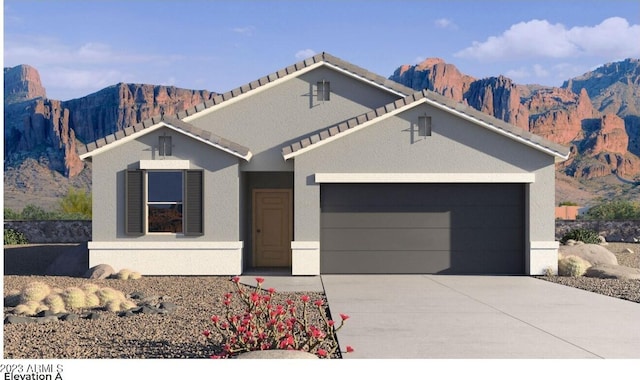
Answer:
[3,0,640,101]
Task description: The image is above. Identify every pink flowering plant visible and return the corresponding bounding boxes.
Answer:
[203,276,353,358]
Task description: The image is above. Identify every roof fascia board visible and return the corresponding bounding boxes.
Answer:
[79,122,252,161]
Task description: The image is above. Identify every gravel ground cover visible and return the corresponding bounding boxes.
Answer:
[4,243,638,358]
[3,275,333,359]
[538,242,640,303]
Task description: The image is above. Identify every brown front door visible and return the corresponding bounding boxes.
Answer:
[253,189,292,267]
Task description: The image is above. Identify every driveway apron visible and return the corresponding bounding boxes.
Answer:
[321,275,640,359]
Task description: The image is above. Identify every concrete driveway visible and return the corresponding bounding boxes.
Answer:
[321,275,640,359]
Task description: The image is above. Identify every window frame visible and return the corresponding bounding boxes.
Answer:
[146,170,184,234]
[317,80,330,101]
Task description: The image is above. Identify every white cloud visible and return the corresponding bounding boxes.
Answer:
[232,26,255,36]
[455,17,640,61]
[434,18,457,30]
[295,49,316,60]
[43,67,130,94]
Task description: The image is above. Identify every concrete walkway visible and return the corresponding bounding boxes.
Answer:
[321,275,640,359]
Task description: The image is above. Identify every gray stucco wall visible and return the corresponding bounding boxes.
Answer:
[91,127,240,242]
[291,102,557,243]
[188,66,400,172]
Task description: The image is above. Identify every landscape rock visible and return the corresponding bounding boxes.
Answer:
[36,316,60,324]
[584,264,640,280]
[84,312,101,320]
[597,236,608,245]
[159,302,178,313]
[559,244,619,266]
[85,264,115,279]
[4,293,22,307]
[4,315,37,325]
[59,313,79,322]
[36,310,55,317]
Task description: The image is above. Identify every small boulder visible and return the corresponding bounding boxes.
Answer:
[597,236,608,246]
[36,316,59,324]
[84,264,115,280]
[558,244,618,266]
[565,239,577,246]
[4,316,36,325]
[584,264,640,280]
[84,312,101,320]
[59,313,79,322]
[159,302,178,313]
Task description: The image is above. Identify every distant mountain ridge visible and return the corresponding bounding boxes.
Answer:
[4,58,640,210]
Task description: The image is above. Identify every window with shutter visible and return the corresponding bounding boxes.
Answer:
[317,81,330,101]
[125,169,204,236]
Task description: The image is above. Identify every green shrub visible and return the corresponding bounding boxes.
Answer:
[559,201,578,206]
[59,188,92,219]
[584,200,640,220]
[61,287,87,310]
[561,228,600,244]
[4,208,21,220]
[21,204,56,220]
[4,229,28,245]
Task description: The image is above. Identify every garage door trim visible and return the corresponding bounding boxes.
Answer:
[315,172,535,183]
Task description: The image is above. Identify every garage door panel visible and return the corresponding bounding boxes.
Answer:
[322,228,451,251]
[321,250,452,274]
[321,211,451,229]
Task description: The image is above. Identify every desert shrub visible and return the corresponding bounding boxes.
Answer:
[80,283,100,294]
[4,229,28,245]
[584,200,640,220]
[96,287,125,305]
[20,282,51,303]
[561,228,600,244]
[559,201,578,206]
[20,204,57,220]
[62,287,87,310]
[558,255,591,277]
[43,294,67,314]
[14,301,41,316]
[115,269,142,280]
[59,188,92,219]
[85,293,101,308]
[4,208,21,220]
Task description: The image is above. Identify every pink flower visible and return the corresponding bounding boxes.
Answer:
[301,295,310,303]
[340,313,350,321]
[268,288,276,294]
[327,320,335,327]
[250,292,260,303]
[286,299,294,305]
[202,330,211,337]
[346,346,355,353]
[317,348,328,357]
[314,299,324,307]
[211,315,220,323]
[231,276,240,283]
[210,354,223,359]
[223,299,231,306]
[255,277,265,284]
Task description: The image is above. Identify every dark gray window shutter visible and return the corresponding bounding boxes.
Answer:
[125,170,144,235]
[184,170,204,235]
